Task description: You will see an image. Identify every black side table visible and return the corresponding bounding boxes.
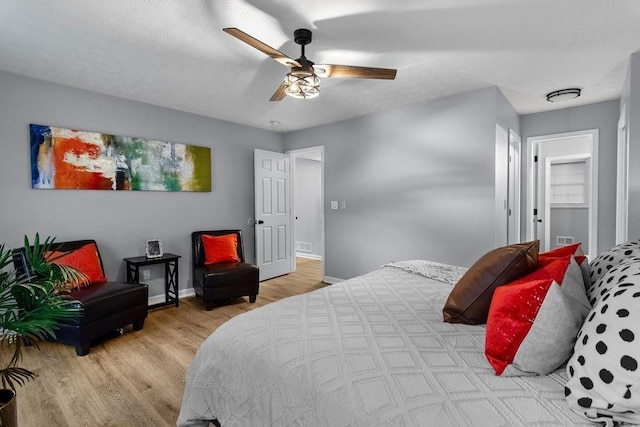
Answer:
[124,253,181,309]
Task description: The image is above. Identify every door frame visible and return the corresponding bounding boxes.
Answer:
[507,129,521,244]
[616,103,629,244]
[526,129,599,259]
[542,154,591,252]
[286,146,325,280]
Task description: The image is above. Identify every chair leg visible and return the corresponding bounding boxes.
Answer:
[133,319,145,331]
[76,342,91,356]
[249,294,257,303]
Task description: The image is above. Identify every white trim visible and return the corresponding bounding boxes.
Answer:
[508,129,522,243]
[616,103,629,244]
[526,129,598,259]
[288,153,298,275]
[544,155,591,249]
[148,287,195,306]
[322,276,343,284]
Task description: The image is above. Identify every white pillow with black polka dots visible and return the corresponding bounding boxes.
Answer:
[565,261,640,425]
[587,240,640,306]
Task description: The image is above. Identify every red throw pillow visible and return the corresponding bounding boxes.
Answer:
[538,242,589,291]
[443,240,539,324]
[485,255,591,376]
[46,243,108,289]
[538,243,585,266]
[202,234,240,264]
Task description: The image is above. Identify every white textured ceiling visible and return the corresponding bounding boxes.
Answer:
[1,0,639,132]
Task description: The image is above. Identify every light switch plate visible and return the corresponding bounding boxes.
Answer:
[331,201,338,210]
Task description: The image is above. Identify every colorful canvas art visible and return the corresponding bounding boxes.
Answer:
[30,124,211,192]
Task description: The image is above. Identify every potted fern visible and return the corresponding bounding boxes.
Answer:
[0,234,81,427]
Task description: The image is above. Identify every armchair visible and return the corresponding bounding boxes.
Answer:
[13,239,148,356]
[191,230,259,311]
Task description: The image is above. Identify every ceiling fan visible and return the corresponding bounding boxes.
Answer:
[223,27,397,101]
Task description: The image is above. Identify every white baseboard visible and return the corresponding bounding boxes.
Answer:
[322,276,343,284]
[296,253,323,260]
[148,287,195,306]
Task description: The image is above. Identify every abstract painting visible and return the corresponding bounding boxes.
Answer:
[30,124,211,192]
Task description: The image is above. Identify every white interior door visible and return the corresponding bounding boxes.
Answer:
[254,149,293,281]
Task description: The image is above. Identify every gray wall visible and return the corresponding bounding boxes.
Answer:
[495,88,522,245]
[284,87,512,280]
[1,69,625,291]
[622,52,640,240]
[550,208,589,252]
[293,157,323,258]
[520,100,619,254]
[0,71,283,299]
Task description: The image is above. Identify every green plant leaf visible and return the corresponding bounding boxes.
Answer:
[0,234,81,390]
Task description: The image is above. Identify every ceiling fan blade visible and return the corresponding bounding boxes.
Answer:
[223,28,301,68]
[315,64,397,80]
[270,81,287,101]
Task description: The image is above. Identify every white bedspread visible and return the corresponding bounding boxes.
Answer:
[178,261,591,426]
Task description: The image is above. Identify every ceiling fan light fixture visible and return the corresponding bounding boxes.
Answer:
[284,68,320,99]
[223,27,397,101]
[546,88,581,102]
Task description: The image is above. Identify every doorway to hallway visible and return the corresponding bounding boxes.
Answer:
[288,146,325,280]
[526,130,598,259]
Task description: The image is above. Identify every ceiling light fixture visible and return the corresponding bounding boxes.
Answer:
[223,27,396,102]
[546,88,581,103]
[284,66,320,99]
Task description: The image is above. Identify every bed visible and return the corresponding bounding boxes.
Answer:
[178,258,600,426]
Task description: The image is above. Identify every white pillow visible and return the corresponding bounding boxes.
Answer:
[587,240,640,306]
[565,262,640,425]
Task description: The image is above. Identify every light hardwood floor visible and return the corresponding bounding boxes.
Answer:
[16,258,326,426]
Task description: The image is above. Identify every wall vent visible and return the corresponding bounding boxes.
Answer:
[296,241,313,253]
[556,236,575,246]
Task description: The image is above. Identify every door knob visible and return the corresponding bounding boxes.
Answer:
[254,220,264,225]
[537,219,543,223]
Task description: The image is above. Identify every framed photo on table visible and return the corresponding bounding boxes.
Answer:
[145,239,163,258]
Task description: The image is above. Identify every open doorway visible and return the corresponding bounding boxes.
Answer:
[287,146,325,281]
[526,130,599,259]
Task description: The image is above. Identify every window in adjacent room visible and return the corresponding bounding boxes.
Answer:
[549,160,587,207]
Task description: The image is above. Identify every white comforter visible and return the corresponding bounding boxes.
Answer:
[178,261,591,426]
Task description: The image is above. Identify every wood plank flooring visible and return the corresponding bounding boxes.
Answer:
[15,258,326,426]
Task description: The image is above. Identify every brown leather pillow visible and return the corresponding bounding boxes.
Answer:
[442,240,540,325]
